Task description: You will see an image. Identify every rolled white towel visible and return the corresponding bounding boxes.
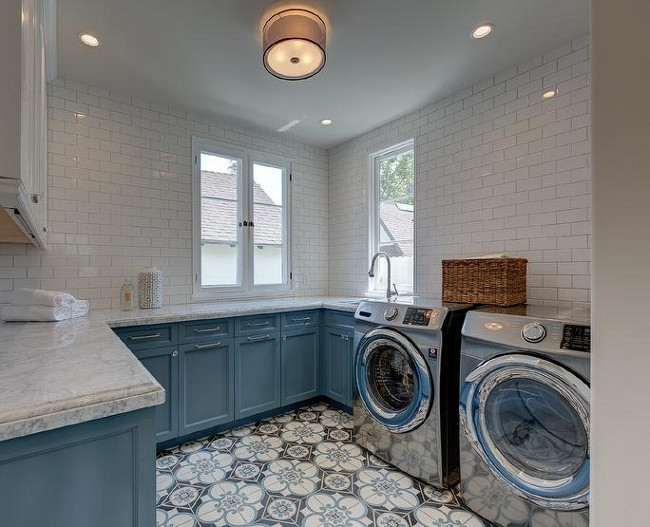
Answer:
[1,300,89,322]
[8,288,76,307]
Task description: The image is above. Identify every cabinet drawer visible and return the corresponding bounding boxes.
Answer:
[179,318,233,344]
[114,324,177,350]
[323,310,355,330]
[236,314,280,336]
[281,310,320,330]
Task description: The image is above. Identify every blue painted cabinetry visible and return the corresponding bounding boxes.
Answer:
[282,327,320,405]
[135,346,179,442]
[0,408,156,527]
[179,340,234,435]
[114,308,354,445]
[322,311,355,408]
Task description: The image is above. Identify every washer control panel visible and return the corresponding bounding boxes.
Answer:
[384,307,399,321]
[561,325,591,352]
[403,307,433,326]
[522,322,547,343]
[355,301,447,330]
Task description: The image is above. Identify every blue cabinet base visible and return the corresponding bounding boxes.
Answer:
[0,408,156,527]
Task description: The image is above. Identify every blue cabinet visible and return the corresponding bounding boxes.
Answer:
[0,408,156,527]
[281,327,319,406]
[179,340,234,436]
[322,326,354,407]
[134,345,179,443]
[235,333,281,419]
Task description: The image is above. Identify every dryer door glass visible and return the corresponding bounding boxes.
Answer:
[483,377,588,480]
[356,328,432,433]
[461,354,590,510]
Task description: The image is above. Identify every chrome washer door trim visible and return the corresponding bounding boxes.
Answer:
[355,327,432,433]
[461,354,590,511]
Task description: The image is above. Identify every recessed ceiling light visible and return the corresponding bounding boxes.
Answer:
[542,89,557,99]
[78,32,100,47]
[320,118,333,126]
[471,24,494,39]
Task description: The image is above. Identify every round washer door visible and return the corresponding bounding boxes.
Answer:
[461,354,590,511]
[355,327,432,433]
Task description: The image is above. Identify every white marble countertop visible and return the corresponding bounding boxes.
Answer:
[0,296,364,442]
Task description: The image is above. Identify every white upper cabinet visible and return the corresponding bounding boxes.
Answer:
[0,0,55,246]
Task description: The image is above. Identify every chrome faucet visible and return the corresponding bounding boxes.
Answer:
[368,252,398,301]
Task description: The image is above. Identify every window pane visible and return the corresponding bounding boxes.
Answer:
[253,163,285,286]
[200,152,241,287]
[376,149,414,294]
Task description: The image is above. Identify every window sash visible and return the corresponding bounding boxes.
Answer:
[192,137,291,298]
[368,140,416,295]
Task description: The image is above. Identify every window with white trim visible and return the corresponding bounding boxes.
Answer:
[369,140,415,295]
[193,137,291,297]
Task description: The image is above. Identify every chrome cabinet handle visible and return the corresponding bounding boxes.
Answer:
[291,316,312,322]
[129,333,161,341]
[172,350,178,358]
[248,334,271,342]
[194,341,222,349]
[247,321,270,327]
[282,335,287,341]
[194,326,221,333]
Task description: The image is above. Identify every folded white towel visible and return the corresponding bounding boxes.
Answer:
[1,300,89,322]
[8,288,76,307]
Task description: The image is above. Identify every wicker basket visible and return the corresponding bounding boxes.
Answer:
[442,257,527,306]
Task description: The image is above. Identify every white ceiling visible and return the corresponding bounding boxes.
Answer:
[57,0,589,149]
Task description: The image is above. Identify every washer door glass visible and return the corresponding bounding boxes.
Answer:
[356,328,432,433]
[461,354,590,510]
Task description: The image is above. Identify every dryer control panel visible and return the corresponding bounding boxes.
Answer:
[403,307,433,326]
[355,301,448,331]
[463,311,591,355]
[561,325,591,352]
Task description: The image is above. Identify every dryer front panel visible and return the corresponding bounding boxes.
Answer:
[461,354,590,511]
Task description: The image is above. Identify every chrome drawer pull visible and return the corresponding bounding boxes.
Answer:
[247,321,270,327]
[128,333,161,341]
[194,341,222,349]
[194,326,221,333]
[291,316,312,322]
[247,334,271,342]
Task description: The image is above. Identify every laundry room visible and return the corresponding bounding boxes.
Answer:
[0,0,647,526]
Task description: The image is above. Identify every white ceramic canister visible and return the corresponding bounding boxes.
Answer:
[138,267,163,309]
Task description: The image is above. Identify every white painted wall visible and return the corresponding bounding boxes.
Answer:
[329,37,591,304]
[0,79,329,307]
[591,0,650,522]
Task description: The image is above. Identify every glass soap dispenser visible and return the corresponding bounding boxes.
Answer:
[120,280,135,311]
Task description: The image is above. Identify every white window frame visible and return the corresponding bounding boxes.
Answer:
[368,138,416,296]
[192,137,292,300]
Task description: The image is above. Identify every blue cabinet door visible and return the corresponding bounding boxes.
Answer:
[281,327,319,406]
[322,326,353,406]
[179,340,234,436]
[235,334,281,419]
[135,346,178,443]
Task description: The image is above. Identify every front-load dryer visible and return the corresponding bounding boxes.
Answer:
[353,299,472,488]
[459,304,590,527]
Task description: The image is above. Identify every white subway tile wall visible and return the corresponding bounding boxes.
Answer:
[329,37,591,304]
[0,80,329,308]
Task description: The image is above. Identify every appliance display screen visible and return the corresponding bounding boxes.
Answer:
[561,325,591,352]
[403,308,432,326]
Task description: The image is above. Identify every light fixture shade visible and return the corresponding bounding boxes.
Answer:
[263,9,326,80]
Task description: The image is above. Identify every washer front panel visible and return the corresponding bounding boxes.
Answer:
[355,328,433,433]
[461,354,590,510]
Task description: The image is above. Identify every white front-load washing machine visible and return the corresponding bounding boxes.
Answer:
[352,299,472,488]
[459,304,590,527]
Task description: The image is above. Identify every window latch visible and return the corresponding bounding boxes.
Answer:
[242,221,248,227]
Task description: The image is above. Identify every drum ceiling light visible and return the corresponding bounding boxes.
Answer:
[262,9,326,81]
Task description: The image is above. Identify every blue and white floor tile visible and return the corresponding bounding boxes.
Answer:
[156,402,488,527]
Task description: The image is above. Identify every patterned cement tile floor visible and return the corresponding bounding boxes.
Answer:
[156,401,488,527]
